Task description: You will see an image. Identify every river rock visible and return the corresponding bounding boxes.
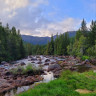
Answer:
[45,59,50,62]
[48,64,61,72]
[31,61,35,63]
[20,62,26,66]
[54,70,62,78]
[4,72,12,76]
[60,61,68,67]
[38,58,42,61]
[1,61,8,65]
[90,59,96,65]
[44,63,49,66]
[10,61,18,64]
[50,62,55,64]
[37,62,42,64]
[31,58,37,61]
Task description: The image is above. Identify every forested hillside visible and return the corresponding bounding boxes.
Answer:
[21,31,76,45]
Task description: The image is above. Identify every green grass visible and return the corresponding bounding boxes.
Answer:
[60,70,96,91]
[17,70,96,96]
[81,93,96,96]
[17,79,80,96]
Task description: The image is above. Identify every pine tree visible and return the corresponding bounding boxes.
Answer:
[89,21,96,45]
[80,19,88,37]
[0,23,26,62]
[50,34,54,55]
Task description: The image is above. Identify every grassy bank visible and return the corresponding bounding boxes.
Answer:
[17,70,96,96]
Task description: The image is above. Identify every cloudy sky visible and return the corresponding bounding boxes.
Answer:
[0,0,96,37]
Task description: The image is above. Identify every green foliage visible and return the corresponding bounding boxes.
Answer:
[60,70,96,91]
[88,21,96,46]
[25,43,46,55]
[87,44,96,56]
[46,32,70,55]
[81,19,88,37]
[67,19,96,57]
[0,23,26,62]
[81,56,90,61]
[46,35,54,55]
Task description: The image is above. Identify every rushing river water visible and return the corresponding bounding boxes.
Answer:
[1,55,56,96]
[4,71,55,96]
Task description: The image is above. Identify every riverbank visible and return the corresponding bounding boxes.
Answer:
[17,70,96,96]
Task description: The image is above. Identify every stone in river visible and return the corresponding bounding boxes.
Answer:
[48,64,61,71]
[45,59,50,62]
[1,61,8,65]
[20,62,26,66]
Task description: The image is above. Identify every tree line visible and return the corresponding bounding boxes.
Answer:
[0,19,96,62]
[0,22,46,62]
[35,19,96,58]
[67,19,96,57]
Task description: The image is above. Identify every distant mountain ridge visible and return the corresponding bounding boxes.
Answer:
[21,31,76,45]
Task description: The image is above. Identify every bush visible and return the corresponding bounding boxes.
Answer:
[10,63,43,75]
[10,66,24,75]
[81,56,90,61]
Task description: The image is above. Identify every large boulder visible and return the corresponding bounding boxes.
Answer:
[48,64,61,72]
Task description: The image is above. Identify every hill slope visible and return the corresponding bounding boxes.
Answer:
[21,31,76,45]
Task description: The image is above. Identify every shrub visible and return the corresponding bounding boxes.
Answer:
[81,56,90,61]
[10,63,43,75]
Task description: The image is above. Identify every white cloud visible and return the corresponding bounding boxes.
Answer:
[0,0,30,20]
[0,0,48,19]
[0,0,81,37]
[31,0,49,7]
[21,18,81,37]
[0,0,29,13]
[8,11,17,18]
[87,22,91,29]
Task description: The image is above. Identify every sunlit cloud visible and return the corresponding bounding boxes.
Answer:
[21,18,81,37]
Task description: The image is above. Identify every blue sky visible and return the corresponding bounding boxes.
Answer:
[0,0,96,36]
[42,0,96,21]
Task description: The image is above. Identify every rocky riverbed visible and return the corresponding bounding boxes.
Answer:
[0,55,96,96]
